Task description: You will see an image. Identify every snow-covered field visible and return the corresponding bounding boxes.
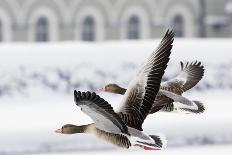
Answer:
[0,39,232,97]
[0,90,232,154]
[42,144,232,155]
[0,39,232,154]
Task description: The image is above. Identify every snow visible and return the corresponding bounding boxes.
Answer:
[0,39,232,66]
[0,39,232,154]
[225,1,232,14]
[40,144,232,155]
[0,90,232,154]
[0,39,232,97]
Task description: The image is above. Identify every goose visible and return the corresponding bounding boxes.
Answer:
[55,30,174,150]
[99,61,205,114]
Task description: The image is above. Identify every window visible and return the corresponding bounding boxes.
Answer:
[36,16,49,42]
[82,16,95,41]
[0,20,2,42]
[173,15,184,37]
[127,15,140,39]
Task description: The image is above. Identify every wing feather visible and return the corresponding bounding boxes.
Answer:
[161,61,204,93]
[159,90,194,106]
[74,90,129,135]
[117,30,174,130]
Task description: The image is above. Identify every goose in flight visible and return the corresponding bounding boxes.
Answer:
[55,30,174,150]
[100,61,205,114]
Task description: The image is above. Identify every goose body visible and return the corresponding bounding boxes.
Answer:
[101,61,205,114]
[55,30,174,150]
[71,91,166,149]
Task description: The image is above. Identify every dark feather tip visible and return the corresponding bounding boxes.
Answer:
[74,90,81,102]
[74,90,78,101]
[86,91,91,99]
[82,92,86,99]
[180,61,184,70]
[74,90,77,95]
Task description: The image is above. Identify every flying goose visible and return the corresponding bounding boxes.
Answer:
[100,61,205,114]
[55,30,174,150]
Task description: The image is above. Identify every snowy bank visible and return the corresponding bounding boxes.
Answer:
[0,39,232,97]
[0,40,232,154]
[0,90,232,154]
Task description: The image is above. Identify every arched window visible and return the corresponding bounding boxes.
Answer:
[35,16,49,42]
[173,15,184,37]
[127,15,140,39]
[0,20,2,42]
[82,16,95,41]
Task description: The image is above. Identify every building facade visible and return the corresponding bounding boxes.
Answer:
[0,0,231,42]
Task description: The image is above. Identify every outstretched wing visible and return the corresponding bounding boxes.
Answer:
[158,90,205,114]
[74,90,129,135]
[159,90,194,106]
[117,30,174,131]
[162,61,204,93]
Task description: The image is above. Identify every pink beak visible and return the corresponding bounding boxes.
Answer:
[98,86,106,91]
[55,128,62,133]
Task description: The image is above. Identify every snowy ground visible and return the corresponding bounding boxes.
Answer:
[0,39,232,154]
[0,90,232,154]
[0,39,232,97]
[40,144,232,155]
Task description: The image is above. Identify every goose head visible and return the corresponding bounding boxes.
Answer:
[99,83,126,95]
[55,124,85,134]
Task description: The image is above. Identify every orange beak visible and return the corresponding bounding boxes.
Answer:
[55,128,62,133]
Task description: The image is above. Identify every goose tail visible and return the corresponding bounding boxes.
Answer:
[149,134,167,149]
[174,100,206,114]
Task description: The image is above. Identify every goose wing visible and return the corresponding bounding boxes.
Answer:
[159,90,205,113]
[162,61,204,92]
[159,90,194,106]
[74,90,129,135]
[117,30,174,131]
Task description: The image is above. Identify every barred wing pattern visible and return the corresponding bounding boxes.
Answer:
[117,30,175,131]
[162,61,204,93]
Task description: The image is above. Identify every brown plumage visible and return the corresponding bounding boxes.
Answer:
[160,61,204,94]
[55,30,174,150]
[153,61,205,113]
[101,61,205,114]
[94,126,132,148]
[115,30,174,131]
[56,123,131,148]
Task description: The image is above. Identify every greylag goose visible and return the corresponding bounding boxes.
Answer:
[55,30,175,150]
[100,61,205,114]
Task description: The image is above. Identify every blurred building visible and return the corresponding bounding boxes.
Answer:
[0,0,231,42]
